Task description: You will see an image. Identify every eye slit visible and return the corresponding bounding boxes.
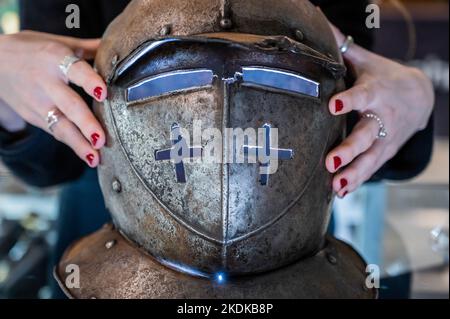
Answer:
[127,69,215,103]
[240,67,320,98]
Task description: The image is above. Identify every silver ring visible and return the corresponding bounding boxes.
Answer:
[363,113,388,139]
[59,55,81,78]
[47,109,62,132]
[340,35,354,54]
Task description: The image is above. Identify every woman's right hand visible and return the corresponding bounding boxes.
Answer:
[0,30,107,167]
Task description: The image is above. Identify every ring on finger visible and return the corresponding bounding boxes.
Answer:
[363,112,388,139]
[47,108,63,132]
[59,55,82,79]
[340,35,354,55]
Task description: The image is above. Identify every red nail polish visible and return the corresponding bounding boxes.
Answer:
[340,178,348,189]
[94,87,103,100]
[343,191,349,198]
[86,154,95,166]
[91,133,100,147]
[334,156,342,170]
[335,99,344,113]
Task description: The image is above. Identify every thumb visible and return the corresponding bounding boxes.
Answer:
[72,39,101,60]
[50,34,101,59]
[329,23,346,49]
[327,21,374,72]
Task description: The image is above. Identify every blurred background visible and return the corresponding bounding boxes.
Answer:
[0,0,448,299]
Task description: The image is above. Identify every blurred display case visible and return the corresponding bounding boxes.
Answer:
[0,0,18,34]
[0,162,59,299]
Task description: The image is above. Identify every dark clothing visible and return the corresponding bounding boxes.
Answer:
[0,125,84,187]
[18,0,375,46]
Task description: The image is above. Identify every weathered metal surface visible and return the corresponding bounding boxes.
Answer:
[92,0,347,276]
[95,0,342,82]
[53,0,379,299]
[55,224,377,299]
[94,35,345,275]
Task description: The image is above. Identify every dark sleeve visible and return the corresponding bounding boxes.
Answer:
[314,0,374,49]
[19,0,105,37]
[19,0,129,37]
[0,125,85,187]
[316,0,434,181]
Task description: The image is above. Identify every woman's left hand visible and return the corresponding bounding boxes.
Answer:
[325,24,435,197]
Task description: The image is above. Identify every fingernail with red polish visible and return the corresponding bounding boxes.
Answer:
[343,191,349,198]
[334,156,342,170]
[335,99,344,113]
[340,178,348,189]
[86,154,95,166]
[94,87,103,100]
[91,133,100,147]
